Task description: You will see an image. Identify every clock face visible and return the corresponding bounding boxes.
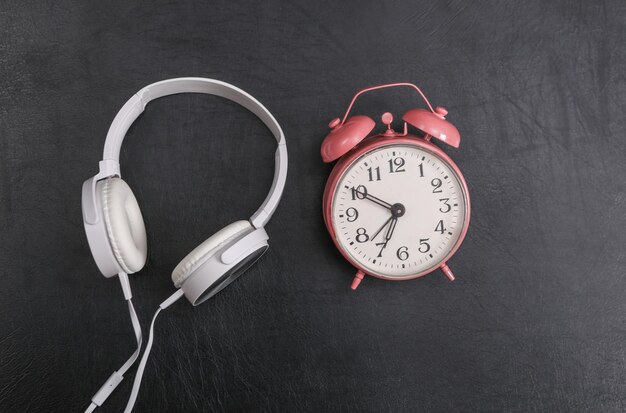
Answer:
[330,143,467,279]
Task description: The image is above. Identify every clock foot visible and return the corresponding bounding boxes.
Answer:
[351,270,365,290]
[440,263,455,281]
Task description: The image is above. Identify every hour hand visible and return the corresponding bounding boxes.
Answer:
[350,186,393,210]
[364,193,393,210]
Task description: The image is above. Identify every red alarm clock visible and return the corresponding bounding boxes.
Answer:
[321,83,470,290]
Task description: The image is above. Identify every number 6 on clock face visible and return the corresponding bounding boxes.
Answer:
[324,139,470,280]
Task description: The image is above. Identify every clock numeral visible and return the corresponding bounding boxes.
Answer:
[418,163,424,178]
[439,198,451,213]
[351,185,367,200]
[435,220,446,234]
[431,178,443,193]
[388,157,406,173]
[375,242,386,257]
[396,246,409,261]
[367,166,381,182]
[346,207,359,222]
[355,228,369,243]
[418,238,430,253]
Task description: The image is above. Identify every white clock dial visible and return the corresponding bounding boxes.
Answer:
[331,143,467,278]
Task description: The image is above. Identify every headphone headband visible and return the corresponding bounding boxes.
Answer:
[100,77,287,228]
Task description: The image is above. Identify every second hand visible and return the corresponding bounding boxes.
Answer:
[371,215,393,241]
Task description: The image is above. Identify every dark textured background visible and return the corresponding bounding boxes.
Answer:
[1,1,625,412]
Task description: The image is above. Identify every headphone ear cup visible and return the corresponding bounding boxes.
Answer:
[171,220,253,288]
[99,178,148,274]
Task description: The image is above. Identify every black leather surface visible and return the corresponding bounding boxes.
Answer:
[1,1,625,412]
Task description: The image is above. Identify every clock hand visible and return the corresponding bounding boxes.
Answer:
[364,193,393,210]
[385,217,398,241]
[370,197,404,245]
[375,217,398,258]
[352,187,393,210]
[353,188,407,220]
[370,215,393,241]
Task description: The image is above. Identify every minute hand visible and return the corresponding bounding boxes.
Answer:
[375,217,398,258]
[385,217,398,241]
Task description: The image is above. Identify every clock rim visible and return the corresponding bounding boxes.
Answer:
[323,134,471,281]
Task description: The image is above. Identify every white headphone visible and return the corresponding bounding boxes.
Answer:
[81,78,287,412]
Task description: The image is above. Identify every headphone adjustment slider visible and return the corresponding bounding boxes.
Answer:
[98,159,121,179]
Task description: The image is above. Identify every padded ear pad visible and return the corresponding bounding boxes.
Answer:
[98,178,148,274]
[171,220,253,288]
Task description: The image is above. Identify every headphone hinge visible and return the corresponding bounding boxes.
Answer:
[98,159,121,178]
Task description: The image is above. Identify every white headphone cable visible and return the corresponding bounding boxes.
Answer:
[124,289,185,413]
[85,272,143,413]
